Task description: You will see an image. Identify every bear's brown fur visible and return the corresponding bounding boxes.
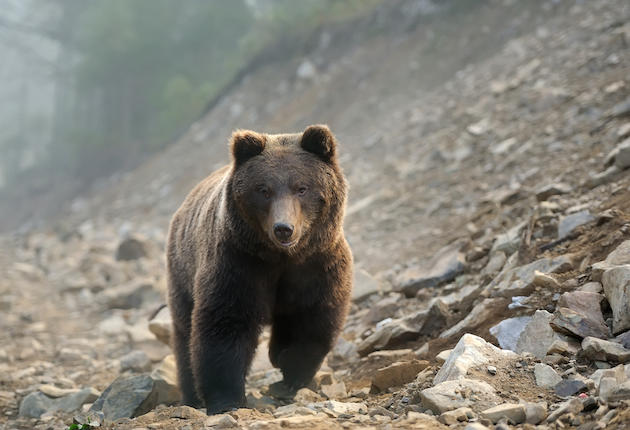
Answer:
[166,124,353,414]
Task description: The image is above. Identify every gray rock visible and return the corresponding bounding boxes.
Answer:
[396,242,466,296]
[358,300,449,356]
[120,350,152,373]
[115,235,148,261]
[617,330,630,349]
[557,210,594,239]
[352,269,381,301]
[320,381,347,399]
[434,334,517,385]
[524,402,547,424]
[151,354,181,405]
[536,183,572,201]
[480,403,526,424]
[89,374,157,421]
[604,137,630,169]
[586,165,621,188]
[582,337,630,363]
[363,294,401,324]
[550,291,608,339]
[329,336,359,366]
[439,298,504,341]
[554,379,587,397]
[420,379,500,414]
[19,388,98,418]
[482,252,506,276]
[516,310,570,359]
[605,380,630,402]
[491,222,526,256]
[534,363,562,388]
[490,316,531,351]
[489,255,573,298]
[602,265,630,334]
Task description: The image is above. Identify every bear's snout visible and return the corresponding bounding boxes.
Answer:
[273,223,294,243]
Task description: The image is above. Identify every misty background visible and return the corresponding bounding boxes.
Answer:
[0,0,382,226]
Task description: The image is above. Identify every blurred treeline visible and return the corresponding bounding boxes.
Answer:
[0,0,380,191]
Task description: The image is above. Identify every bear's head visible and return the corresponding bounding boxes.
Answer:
[229,124,346,255]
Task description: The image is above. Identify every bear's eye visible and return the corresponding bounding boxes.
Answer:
[258,186,271,199]
[297,186,308,196]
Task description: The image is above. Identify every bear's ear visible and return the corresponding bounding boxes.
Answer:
[300,124,336,162]
[230,130,266,165]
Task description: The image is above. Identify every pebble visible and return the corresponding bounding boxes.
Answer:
[534,363,562,388]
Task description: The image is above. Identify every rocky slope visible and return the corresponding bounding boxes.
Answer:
[1,0,630,429]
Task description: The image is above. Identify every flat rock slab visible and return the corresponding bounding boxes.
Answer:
[420,379,500,414]
[557,210,594,240]
[582,337,630,363]
[551,291,609,339]
[480,403,526,424]
[602,265,630,334]
[439,298,506,341]
[396,242,466,297]
[371,360,429,392]
[434,333,517,384]
[19,388,98,418]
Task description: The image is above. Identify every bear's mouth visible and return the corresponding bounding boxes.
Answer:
[270,236,299,249]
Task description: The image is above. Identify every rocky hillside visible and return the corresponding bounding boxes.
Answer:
[1,0,630,429]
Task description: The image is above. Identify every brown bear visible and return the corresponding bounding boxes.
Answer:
[166,124,353,414]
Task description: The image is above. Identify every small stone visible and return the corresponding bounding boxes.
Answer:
[487,366,497,375]
[371,360,429,392]
[294,388,323,403]
[534,363,562,388]
[151,354,181,405]
[103,280,158,310]
[536,183,572,201]
[524,402,547,424]
[617,330,630,349]
[436,349,452,365]
[554,379,588,397]
[558,210,594,239]
[120,350,152,373]
[115,235,148,261]
[438,407,473,425]
[420,379,500,414]
[605,138,630,169]
[465,423,491,430]
[204,413,239,428]
[602,265,630,334]
[579,282,603,293]
[480,403,526,424]
[582,337,630,363]
[169,405,207,420]
[320,381,347,399]
[435,333,517,384]
[606,380,630,402]
[38,385,83,398]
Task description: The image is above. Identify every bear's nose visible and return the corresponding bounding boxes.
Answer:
[273,223,294,242]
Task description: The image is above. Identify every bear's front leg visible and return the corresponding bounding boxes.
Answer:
[190,302,260,414]
[270,303,346,391]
